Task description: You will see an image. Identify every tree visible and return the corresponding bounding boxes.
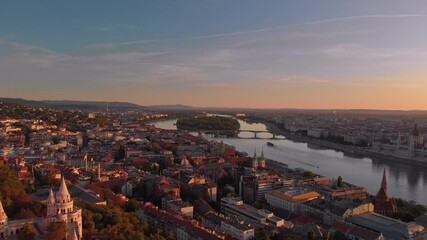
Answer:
[15,208,36,219]
[76,200,145,239]
[165,230,175,240]
[254,198,272,210]
[334,231,346,240]
[337,176,343,187]
[142,222,150,235]
[256,230,271,240]
[217,174,234,188]
[151,229,166,240]
[323,232,330,240]
[412,204,427,216]
[18,223,36,240]
[0,162,32,217]
[308,229,316,240]
[303,171,315,178]
[46,221,67,240]
[125,198,140,212]
[82,209,95,232]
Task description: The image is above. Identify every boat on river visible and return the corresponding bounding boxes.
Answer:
[267,142,274,147]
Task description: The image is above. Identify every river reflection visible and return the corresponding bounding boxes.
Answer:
[151,118,427,205]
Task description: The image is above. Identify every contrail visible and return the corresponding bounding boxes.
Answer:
[293,14,427,27]
[186,14,427,40]
[88,14,427,48]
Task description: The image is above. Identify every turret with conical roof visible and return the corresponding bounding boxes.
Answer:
[47,188,56,217]
[0,200,8,225]
[47,188,55,204]
[56,177,71,204]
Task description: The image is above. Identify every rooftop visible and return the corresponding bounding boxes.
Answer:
[266,189,320,203]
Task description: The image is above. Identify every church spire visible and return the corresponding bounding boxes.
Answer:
[253,147,257,158]
[261,147,265,159]
[381,168,387,193]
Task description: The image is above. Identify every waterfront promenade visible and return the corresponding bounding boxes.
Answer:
[258,120,427,168]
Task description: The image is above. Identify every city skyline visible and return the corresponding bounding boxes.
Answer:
[2,1,427,110]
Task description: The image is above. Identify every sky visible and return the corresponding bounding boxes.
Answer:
[1,0,427,109]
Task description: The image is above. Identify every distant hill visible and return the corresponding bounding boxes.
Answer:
[145,104,195,110]
[0,98,142,110]
[0,98,48,107]
[0,98,198,111]
[42,100,142,109]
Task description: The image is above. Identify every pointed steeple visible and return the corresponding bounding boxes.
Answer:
[253,148,257,158]
[381,168,387,192]
[374,167,397,215]
[48,188,55,204]
[0,199,8,221]
[56,177,71,203]
[260,147,265,159]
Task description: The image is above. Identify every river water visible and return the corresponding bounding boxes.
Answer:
[152,118,427,205]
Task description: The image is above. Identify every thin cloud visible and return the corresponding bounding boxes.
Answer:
[87,40,157,49]
[88,24,139,33]
[293,14,427,27]
[85,14,427,49]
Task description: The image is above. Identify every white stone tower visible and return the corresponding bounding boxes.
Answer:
[45,177,82,239]
[0,200,8,239]
[46,188,56,217]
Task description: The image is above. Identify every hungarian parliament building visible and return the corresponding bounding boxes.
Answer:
[371,124,427,163]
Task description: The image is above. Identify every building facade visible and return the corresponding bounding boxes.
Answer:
[0,177,82,239]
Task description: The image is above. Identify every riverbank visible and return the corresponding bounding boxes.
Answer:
[152,117,427,205]
[260,120,427,168]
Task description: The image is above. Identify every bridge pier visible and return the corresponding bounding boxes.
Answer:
[254,132,258,139]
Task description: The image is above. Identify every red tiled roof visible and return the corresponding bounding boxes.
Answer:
[291,216,317,225]
[143,203,228,240]
[332,221,352,232]
[348,226,382,240]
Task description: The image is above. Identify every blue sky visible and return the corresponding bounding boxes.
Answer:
[1,1,427,109]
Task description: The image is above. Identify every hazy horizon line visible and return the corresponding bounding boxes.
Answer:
[2,96,427,112]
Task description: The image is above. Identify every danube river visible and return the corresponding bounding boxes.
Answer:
[152,118,427,205]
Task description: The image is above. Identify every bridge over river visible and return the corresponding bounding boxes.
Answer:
[182,129,279,139]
